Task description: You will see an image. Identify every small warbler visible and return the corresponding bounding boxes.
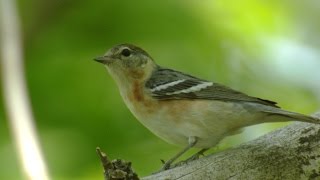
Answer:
[94,43,320,170]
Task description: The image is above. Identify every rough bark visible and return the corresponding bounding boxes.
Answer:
[96,147,139,180]
[142,112,320,180]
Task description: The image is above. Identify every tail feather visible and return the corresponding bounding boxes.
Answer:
[263,110,320,124]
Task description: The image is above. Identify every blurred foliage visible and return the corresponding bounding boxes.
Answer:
[1,0,320,179]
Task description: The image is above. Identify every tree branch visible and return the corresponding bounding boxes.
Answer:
[142,111,320,180]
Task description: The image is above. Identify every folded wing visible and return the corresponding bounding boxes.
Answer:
[145,67,278,108]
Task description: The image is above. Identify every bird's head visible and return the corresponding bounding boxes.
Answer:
[94,44,157,84]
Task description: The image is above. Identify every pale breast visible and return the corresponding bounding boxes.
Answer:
[120,82,258,148]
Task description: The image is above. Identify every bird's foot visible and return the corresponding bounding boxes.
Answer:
[185,150,206,162]
[172,149,207,168]
[152,159,172,174]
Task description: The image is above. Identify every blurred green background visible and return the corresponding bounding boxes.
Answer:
[1,0,320,179]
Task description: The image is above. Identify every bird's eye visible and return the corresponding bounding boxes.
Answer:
[121,48,131,57]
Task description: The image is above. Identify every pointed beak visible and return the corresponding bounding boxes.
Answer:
[93,56,113,64]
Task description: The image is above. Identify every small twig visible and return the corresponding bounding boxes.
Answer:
[96,147,113,174]
[96,147,139,180]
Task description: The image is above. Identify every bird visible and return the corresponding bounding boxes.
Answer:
[94,43,320,171]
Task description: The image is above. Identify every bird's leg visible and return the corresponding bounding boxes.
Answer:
[170,148,209,168]
[184,148,209,162]
[161,136,198,171]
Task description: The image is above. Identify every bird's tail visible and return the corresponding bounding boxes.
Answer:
[262,109,320,124]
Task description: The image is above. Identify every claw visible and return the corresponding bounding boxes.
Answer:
[160,159,166,164]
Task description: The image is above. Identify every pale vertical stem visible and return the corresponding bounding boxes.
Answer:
[0,0,50,180]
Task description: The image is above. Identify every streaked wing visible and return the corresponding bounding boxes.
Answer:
[145,67,279,108]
